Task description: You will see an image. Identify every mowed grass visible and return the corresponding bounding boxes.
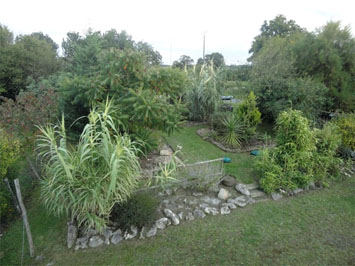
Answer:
[164,125,258,184]
[1,178,354,265]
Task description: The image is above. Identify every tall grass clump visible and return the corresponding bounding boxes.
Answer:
[36,100,141,231]
[186,63,222,121]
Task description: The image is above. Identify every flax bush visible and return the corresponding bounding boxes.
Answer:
[36,101,141,231]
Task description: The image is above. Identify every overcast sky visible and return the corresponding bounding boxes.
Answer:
[1,0,354,65]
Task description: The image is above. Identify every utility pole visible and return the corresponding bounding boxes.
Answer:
[203,32,206,59]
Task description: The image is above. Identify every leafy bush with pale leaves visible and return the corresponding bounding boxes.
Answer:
[36,101,141,231]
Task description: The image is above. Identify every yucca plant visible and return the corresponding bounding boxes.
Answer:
[220,113,244,148]
[36,100,141,231]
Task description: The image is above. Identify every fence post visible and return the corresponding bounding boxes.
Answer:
[14,179,34,257]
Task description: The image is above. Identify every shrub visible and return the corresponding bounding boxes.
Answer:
[0,129,21,225]
[36,101,141,231]
[235,91,261,138]
[0,87,57,147]
[257,109,316,193]
[110,192,159,230]
[334,113,355,150]
[313,122,342,184]
[0,129,21,179]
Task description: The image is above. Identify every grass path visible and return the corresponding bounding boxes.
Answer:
[164,125,258,184]
[1,178,354,265]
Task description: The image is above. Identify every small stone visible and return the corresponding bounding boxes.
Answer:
[271,192,283,201]
[246,197,256,205]
[309,182,316,190]
[201,196,221,206]
[222,202,237,209]
[185,212,194,221]
[156,217,169,230]
[146,226,157,237]
[67,221,78,249]
[204,207,219,215]
[221,175,237,187]
[124,226,138,240]
[218,188,230,200]
[102,228,112,245]
[235,184,250,196]
[177,204,184,209]
[111,229,123,244]
[193,209,206,218]
[293,188,303,194]
[160,149,173,156]
[88,236,104,248]
[178,212,184,220]
[192,192,204,197]
[199,203,209,209]
[220,206,231,215]
[35,255,44,261]
[139,227,146,239]
[234,196,247,207]
[164,209,180,225]
[162,199,170,205]
[74,235,89,250]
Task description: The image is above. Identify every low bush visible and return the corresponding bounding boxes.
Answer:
[0,130,21,225]
[313,123,342,184]
[110,192,159,230]
[235,91,261,138]
[334,113,355,150]
[257,110,343,193]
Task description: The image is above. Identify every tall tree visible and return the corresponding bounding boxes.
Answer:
[248,15,304,61]
[173,55,194,69]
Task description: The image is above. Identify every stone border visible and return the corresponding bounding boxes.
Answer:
[68,180,324,251]
[196,128,275,153]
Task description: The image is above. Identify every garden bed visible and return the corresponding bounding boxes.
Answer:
[196,128,275,153]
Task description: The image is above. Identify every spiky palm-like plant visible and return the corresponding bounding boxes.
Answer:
[36,100,141,231]
[220,114,244,148]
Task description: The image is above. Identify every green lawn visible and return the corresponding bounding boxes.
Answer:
[1,178,354,265]
[164,125,258,184]
[2,125,354,265]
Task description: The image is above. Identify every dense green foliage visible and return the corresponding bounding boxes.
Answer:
[0,87,58,147]
[257,109,342,193]
[57,32,186,140]
[0,129,21,224]
[248,15,304,60]
[173,55,194,69]
[334,113,355,150]
[111,192,159,230]
[250,18,355,119]
[0,25,59,99]
[235,91,261,138]
[36,103,141,231]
